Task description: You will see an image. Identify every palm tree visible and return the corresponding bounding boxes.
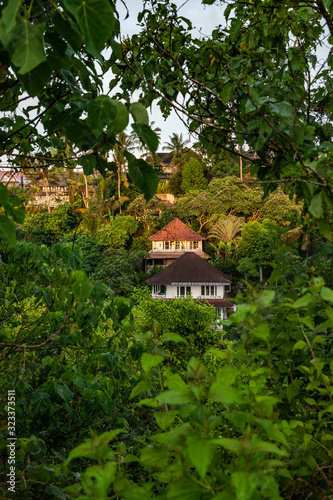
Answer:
[162,133,190,160]
[110,132,136,213]
[208,214,245,259]
[23,164,63,212]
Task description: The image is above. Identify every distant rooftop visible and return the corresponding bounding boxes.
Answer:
[148,218,205,242]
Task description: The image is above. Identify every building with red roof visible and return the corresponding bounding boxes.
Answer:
[145,218,210,271]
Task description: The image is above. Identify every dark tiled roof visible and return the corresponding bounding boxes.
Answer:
[146,250,211,260]
[146,252,231,285]
[148,218,205,241]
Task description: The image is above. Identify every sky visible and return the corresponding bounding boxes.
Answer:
[112,0,224,150]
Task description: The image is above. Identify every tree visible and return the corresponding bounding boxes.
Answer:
[181,158,207,193]
[208,213,244,259]
[118,0,333,237]
[95,215,138,248]
[162,133,190,161]
[0,0,159,245]
[237,220,278,281]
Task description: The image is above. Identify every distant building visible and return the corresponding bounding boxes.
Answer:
[145,218,210,272]
[0,170,25,187]
[146,252,235,323]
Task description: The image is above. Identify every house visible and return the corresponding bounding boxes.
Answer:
[146,252,235,323]
[0,170,26,187]
[27,180,69,208]
[145,218,211,272]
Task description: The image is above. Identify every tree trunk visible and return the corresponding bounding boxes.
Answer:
[259,266,263,282]
[117,162,122,213]
[238,144,243,180]
[84,174,89,209]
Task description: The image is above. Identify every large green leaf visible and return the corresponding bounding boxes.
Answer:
[72,279,93,301]
[126,156,159,201]
[141,353,164,375]
[107,100,129,136]
[0,215,16,246]
[82,462,116,498]
[87,96,117,137]
[78,154,97,175]
[9,19,46,74]
[20,62,52,97]
[30,392,52,415]
[63,0,115,57]
[187,437,216,478]
[0,0,22,42]
[132,123,159,153]
[130,102,149,125]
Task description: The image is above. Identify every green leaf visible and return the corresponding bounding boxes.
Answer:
[209,382,244,405]
[154,410,178,430]
[220,82,235,104]
[166,479,202,500]
[66,430,124,464]
[61,69,82,96]
[0,0,22,41]
[293,340,307,350]
[292,294,314,309]
[9,19,46,74]
[156,389,193,405]
[141,353,164,375]
[63,0,115,57]
[127,157,159,201]
[269,101,294,118]
[27,436,47,462]
[187,437,216,477]
[130,380,153,399]
[130,102,149,125]
[57,384,74,403]
[20,62,52,97]
[107,100,129,136]
[212,437,243,453]
[320,287,333,304]
[82,462,116,498]
[30,392,52,415]
[87,96,117,137]
[79,155,97,175]
[160,332,188,343]
[132,123,159,153]
[72,280,93,301]
[308,191,324,218]
[0,215,16,246]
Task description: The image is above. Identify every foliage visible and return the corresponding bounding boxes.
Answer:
[208,214,245,259]
[237,220,278,280]
[95,215,138,248]
[132,293,220,369]
[119,0,333,235]
[65,278,333,500]
[181,158,208,193]
[174,177,300,232]
[0,0,160,245]
[22,204,81,245]
[93,249,147,296]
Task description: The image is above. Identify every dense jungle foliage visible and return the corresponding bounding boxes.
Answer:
[1,0,333,499]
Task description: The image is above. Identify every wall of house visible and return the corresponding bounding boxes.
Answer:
[164,284,225,299]
[152,240,203,252]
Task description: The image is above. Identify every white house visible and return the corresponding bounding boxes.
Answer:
[146,252,235,323]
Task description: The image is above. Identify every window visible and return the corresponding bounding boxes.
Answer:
[177,286,191,297]
[193,241,199,249]
[175,241,180,249]
[163,241,170,250]
[201,286,216,297]
[181,241,185,249]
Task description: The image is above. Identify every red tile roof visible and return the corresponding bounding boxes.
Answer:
[146,252,231,285]
[148,218,205,241]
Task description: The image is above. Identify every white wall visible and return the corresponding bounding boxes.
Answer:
[164,284,225,299]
